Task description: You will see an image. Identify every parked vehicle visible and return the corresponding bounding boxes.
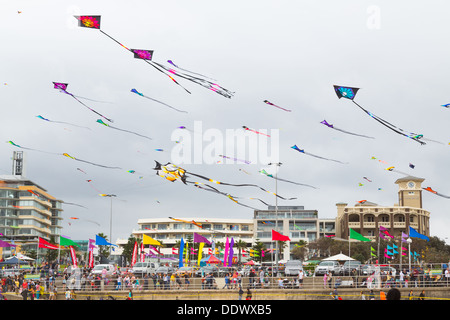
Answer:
[90,264,118,277]
[130,262,159,276]
[176,266,197,277]
[155,266,175,275]
[314,260,341,276]
[340,260,362,275]
[195,265,219,277]
[284,260,303,276]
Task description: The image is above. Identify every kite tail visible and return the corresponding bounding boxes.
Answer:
[332,127,375,139]
[141,94,188,113]
[110,126,152,140]
[351,100,425,145]
[167,59,218,81]
[70,94,114,123]
[98,29,191,94]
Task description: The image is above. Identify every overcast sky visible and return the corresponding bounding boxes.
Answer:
[1,0,449,244]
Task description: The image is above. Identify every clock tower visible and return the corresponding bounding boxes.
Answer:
[395,176,424,208]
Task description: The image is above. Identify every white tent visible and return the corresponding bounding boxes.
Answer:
[16,253,35,261]
[322,253,354,261]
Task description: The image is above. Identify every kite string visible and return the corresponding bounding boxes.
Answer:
[98,30,191,94]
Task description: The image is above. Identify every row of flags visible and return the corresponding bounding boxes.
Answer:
[350,226,429,261]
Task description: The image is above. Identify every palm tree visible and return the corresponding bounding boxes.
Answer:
[234,240,248,265]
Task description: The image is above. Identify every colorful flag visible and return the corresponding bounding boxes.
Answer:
[143,234,161,246]
[60,236,79,247]
[197,242,205,266]
[228,238,234,267]
[38,237,58,250]
[140,242,145,262]
[224,237,230,266]
[349,229,371,242]
[131,241,138,267]
[193,233,211,245]
[271,229,291,241]
[179,238,185,268]
[409,227,429,241]
[69,246,78,267]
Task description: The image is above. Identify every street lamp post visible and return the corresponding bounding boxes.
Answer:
[101,194,117,254]
[407,237,412,273]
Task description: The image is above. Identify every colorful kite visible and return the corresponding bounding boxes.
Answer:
[423,186,450,199]
[333,85,425,145]
[259,169,317,189]
[36,115,91,130]
[385,166,409,176]
[242,126,270,137]
[7,141,122,170]
[263,100,291,112]
[7,140,58,155]
[96,119,152,140]
[320,120,374,139]
[131,88,188,113]
[168,217,203,228]
[441,104,450,108]
[53,82,113,123]
[291,145,347,164]
[74,15,233,98]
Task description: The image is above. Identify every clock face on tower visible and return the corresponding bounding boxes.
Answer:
[407,181,415,189]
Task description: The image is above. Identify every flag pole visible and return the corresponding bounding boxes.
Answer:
[269,162,282,276]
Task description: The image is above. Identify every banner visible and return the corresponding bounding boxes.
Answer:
[179,238,185,268]
[224,237,229,266]
[140,242,145,262]
[69,246,78,268]
[197,242,205,266]
[228,238,234,266]
[131,241,138,267]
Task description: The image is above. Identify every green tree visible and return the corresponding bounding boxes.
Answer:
[291,240,308,260]
[234,239,248,265]
[121,235,141,265]
[97,232,111,258]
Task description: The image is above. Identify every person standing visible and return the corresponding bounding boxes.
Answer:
[445,267,450,287]
[238,286,244,300]
[298,270,304,289]
[323,272,328,289]
[419,290,425,300]
[246,288,252,300]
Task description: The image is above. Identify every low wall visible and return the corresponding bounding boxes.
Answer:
[4,287,450,301]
